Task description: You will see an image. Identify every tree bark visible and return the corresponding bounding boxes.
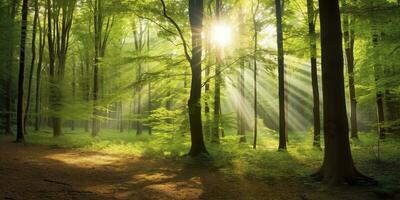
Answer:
[160,0,208,156]
[204,7,212,140]
[35,6,46,131]
[252,0,259,149]
[47,0,76,137]
[275,0,287,150]
[16,0,29,142]
[188,0,208,156]
[212,0,222,144]
[92,0,113,137]
[371,29,385,139]
[314,0,372,185]
[307,0,321,148]
[342,3,358,139]
[147,26,152,135]
[24,0,39,134]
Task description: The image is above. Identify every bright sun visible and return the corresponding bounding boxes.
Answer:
[211,23,233,47]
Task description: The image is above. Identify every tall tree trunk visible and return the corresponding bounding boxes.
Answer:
[136,63,142,135]
[16,0,29,142]
[147,27,152,135]
[237,5,246,143]
[92,1,112,136]
[47,0,76,137]
[35,7,46,131]
[275,0,287,150]
[212,0,222,144]
[372,19,386,139]
[314,0,372,185]
[372,29,385,139]
[24,0,39,134]
[239,58,246,143]
[71,57,76,131]
[92,0,101,137]
[85,54,90,132]
[342,1,358,139]
[204,10,211,140]
[252,0,259,149]
[307,0,321,148]
[188,0,208,156]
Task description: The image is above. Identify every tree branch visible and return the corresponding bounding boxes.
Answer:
[160,0,191,62]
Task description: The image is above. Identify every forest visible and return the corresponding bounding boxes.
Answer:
[0,0,399,199]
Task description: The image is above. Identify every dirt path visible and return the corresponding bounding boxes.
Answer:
[0,140,384,200]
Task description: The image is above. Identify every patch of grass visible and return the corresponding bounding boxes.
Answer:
[1,128,399,188]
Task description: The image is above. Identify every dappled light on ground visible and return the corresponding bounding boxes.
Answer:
[0,135,399,200]
[141,179,203,200]
[44,152,124,168]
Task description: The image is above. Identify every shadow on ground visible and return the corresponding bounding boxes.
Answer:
[0,139,386,200]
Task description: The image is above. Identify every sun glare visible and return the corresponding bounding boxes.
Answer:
[211,23,233,47]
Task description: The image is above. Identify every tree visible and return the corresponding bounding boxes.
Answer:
[160,0,208,156]
[187,0,208,156]
[371,27,385,139]
[342,0,358,139]
[35,1,47,131]
[313,0,372,185]
[275,0,287,151]
[251,0,260,149]
[132,18,144,135]
[46,0,77,137]
[306,0,321,147]
[212,0,222,144]
[92,0,114,137]
[24,0,39,134]
[204,1,212,140]
[237,4,246,143]
[16,0,29,142]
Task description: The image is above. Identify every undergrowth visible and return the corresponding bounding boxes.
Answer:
[1,128,399,188]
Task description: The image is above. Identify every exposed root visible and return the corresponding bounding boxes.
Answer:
[311,169,377,186]
[43,179,71,186]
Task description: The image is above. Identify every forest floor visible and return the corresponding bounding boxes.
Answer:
[0,137,398,200]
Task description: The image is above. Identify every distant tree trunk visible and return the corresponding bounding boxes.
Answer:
[119,102,124,132]
[372,33,385,139]
[212,0,222,144]
[71,58,76,131]
[47,0,77,137]
[313,0,372,185]
[35,7,46,131]
[204,4,212,139]
[16,0,29,142]
[92,0,113,137]
[132,19,144,135]
[252,0,259,149]
[237,6,246,143]
[24,0,39,134]
[92,0,101,137]
[370,19,385,139]
[307,0,321,147]
[147,27,152,135]
[85,54,90,132]
[188,0,208,156]
[239,58,246,143]
[275,0,287,150]
[342,1,358,139]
